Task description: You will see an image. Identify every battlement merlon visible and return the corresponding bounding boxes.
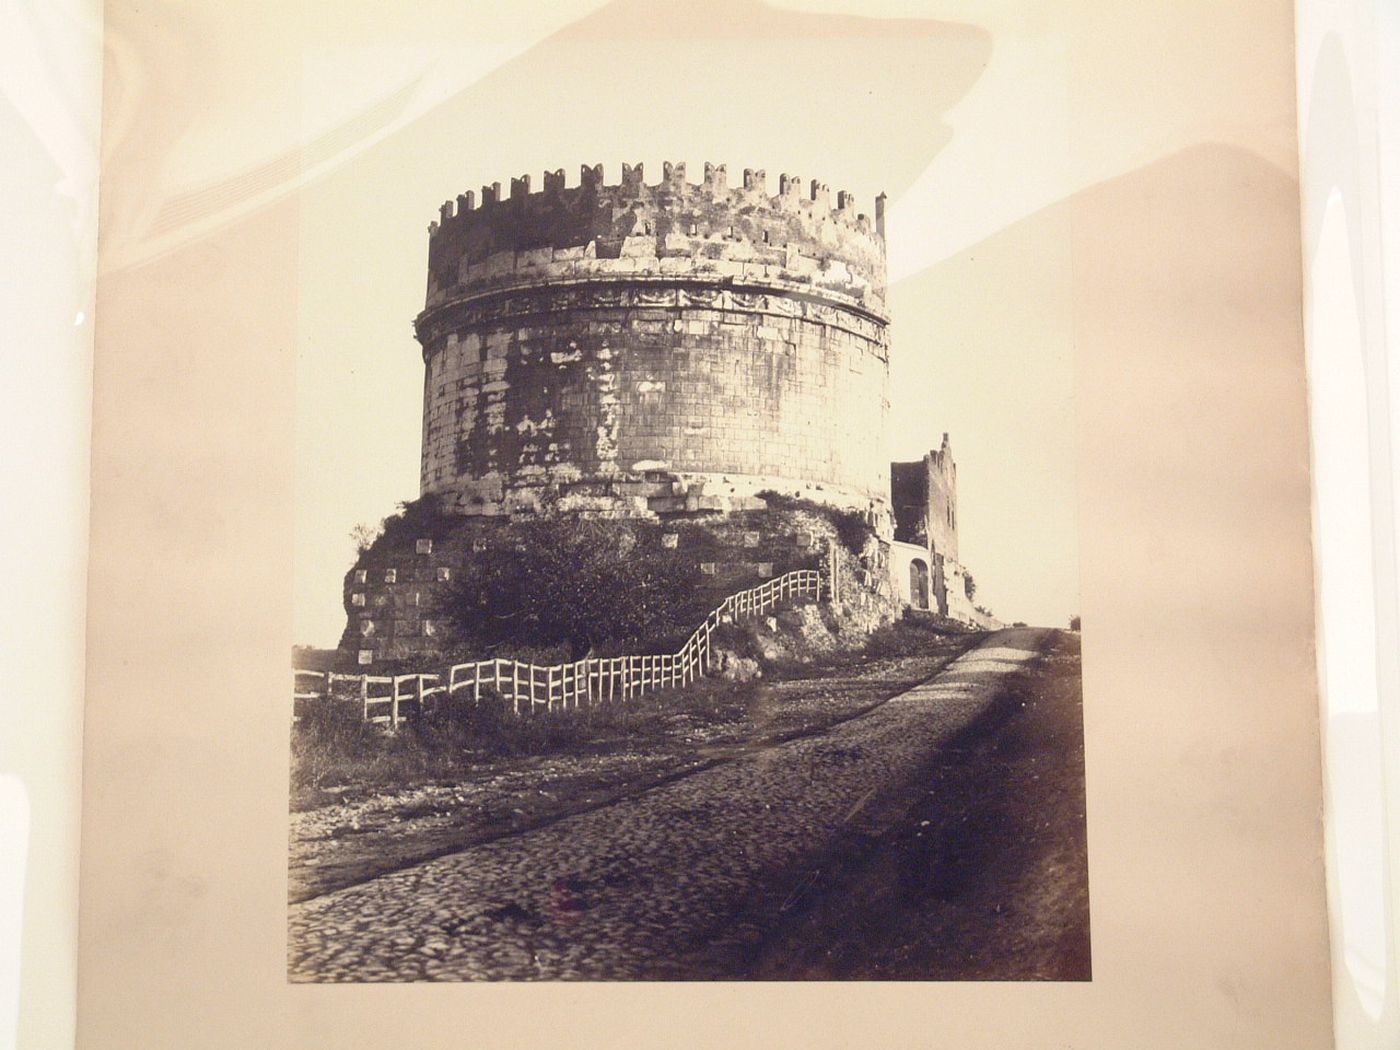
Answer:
[423,163,888,312]
[429,163,886,233]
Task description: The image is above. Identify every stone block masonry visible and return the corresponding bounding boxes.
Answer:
[331,160,998,663]
[891,433,959,564]
[413,163,892,530]
[338,506,897,666]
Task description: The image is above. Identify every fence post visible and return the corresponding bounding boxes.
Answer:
[827,537,840,604]
[328,570,833,728]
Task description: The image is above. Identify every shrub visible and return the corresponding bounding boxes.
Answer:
[376,493,457,548]
[831,508,874,556]
[858,614,966,658]
[753,490,873,555]
[349,522,383,556]
[290,696,387,794]
[439,517,705,659]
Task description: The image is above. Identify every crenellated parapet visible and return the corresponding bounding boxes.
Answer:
[421,162,889,322]
[412,160,893,529]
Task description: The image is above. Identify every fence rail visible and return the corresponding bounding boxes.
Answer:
[292,567,825,727]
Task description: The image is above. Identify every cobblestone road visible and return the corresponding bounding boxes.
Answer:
[288,629,1047,981]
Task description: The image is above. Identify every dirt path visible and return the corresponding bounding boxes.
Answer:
[289,630,979,901]
[288,629,1085,982]
[706,629,1091,980]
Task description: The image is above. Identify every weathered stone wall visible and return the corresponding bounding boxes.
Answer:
[890,433,958,564]
[338,506,893,667]
[887,540,993,628]
[889,441,996,629]
[415,163,891,528]
[888,539,933,610]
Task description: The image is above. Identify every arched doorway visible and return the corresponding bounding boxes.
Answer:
[909,558,930,610]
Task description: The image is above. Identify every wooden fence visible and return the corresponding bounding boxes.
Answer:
[293,566,826,728]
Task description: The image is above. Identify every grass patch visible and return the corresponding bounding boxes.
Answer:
[291,677,760,806]
[290,613,978,808]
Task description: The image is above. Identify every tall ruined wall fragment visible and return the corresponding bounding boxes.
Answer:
[891,433,958,564]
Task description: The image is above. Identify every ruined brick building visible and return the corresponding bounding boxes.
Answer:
[889,434,989,626]
[341,163,994,663]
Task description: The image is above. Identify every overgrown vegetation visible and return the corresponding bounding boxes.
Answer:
[754,491,875,555]
[349,522,382,556]
[382,494,457,546]
[438,516,708,659]
[351,494,460,556]
[290,610,978,805]
[290,676,760,803]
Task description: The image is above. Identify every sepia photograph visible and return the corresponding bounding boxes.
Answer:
[66,0,1343,1044]
[284,2,1087,983]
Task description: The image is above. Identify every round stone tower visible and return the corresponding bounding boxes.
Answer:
[414,162,891,525]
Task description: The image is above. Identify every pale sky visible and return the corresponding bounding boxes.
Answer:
[96,0,1301,645]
